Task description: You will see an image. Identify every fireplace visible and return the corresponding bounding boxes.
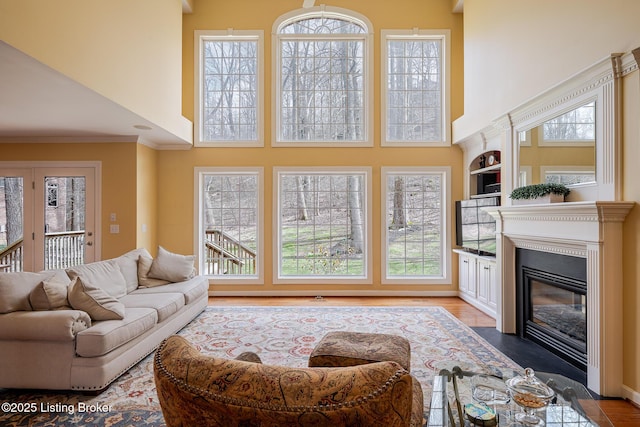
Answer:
[516,249,587,371]
[484,201,634,396]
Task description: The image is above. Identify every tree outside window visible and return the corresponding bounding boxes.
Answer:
[276,168,371,282]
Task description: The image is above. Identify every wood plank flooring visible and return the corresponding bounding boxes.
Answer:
[208,295,640,426]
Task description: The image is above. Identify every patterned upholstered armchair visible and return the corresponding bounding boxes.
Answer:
[154,335,424,427]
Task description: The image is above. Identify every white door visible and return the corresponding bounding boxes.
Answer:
[0,164,99,272]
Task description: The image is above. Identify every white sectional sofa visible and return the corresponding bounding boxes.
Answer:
[0,248,208,392]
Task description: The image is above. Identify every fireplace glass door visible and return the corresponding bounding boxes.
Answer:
[522,270,587,370]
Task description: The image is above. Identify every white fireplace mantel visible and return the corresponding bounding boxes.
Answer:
[484,201,635,396]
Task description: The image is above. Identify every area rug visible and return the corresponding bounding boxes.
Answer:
[0,306,520,426]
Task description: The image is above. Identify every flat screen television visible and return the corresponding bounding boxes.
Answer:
[455,196,500,255]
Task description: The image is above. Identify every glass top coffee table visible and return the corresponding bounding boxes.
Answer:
[427,363,613,426]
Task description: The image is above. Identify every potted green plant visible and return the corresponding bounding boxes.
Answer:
[509,183,570,205]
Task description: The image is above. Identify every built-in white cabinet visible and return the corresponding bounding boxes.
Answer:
[455,249,497,318]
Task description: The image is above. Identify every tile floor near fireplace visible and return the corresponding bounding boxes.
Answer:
[473,327,589,393]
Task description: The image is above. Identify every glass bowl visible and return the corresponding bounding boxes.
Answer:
[506,368,555,425]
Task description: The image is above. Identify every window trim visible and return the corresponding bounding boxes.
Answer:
[381,29,451,147]
[380,166,451,285]
[272,6,374,147]
[273,166,373,284]
[194,30,264,147]
[194,167,264,285]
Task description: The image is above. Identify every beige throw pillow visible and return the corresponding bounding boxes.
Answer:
[66,259,128,299]
[137,255,170,288]
[0,271,52,314]
[147,246,195,283]
[116,248,153,292]
[67,276,125,321]
[29,275,70,310]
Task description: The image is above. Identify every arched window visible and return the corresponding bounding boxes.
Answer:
[273,7,373,146]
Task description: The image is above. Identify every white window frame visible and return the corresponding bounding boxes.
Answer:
[194,30,264,147]
[381,29,450,146]
[381,166,451,284]
[194,167,264,285]
[272,6,374,147]
[273,166,372,284]
[540,100,596,147]
[541,166,596,186]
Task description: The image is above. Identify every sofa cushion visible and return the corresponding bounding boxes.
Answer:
[147,246,195,283]
[75,307,157,357]
[29,275,70,310]
[68,277,125,321]
[66,259,127,299]
[130,276,208,305]
[120,293,185,322]
[137,255,170,288]
[0,271,53,313]
[115,248,153,293]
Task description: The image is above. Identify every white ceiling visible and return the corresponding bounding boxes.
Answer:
[0,41,192,149]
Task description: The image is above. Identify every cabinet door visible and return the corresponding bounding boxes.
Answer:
[477,259,497,309]
[458,254,477,296]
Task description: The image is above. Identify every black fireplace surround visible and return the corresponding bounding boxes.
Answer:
[516,249,588,371]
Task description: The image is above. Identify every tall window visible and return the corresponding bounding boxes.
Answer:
[275,167,371,283]
[195,30,263,147]
[381,167,450,284]
[196,168,263,284]
[382,30,450,146]
[274,7,373,146]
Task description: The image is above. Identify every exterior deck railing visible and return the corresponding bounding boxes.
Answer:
[204,229,256,275]
[0,238,23,272]
[0,231,85,272]
[44,231,85,270]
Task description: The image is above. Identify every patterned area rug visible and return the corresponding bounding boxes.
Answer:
[0,306,520,426]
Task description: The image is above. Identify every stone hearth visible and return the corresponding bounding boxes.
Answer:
[485,201,634,396]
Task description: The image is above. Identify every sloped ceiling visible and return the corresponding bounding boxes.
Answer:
[0,41,192,149]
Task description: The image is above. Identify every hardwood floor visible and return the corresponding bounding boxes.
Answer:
[208,295,640,426]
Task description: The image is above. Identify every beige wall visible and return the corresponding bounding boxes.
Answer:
[0,142,139,259]
[454,0,640,141]
[160,0,465,294]
[0,0,190,141]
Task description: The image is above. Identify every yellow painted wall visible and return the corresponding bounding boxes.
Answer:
[0,0,191,141]
[519,127,595,184]
[136,144,158,255]
[0,142,138,259]
[158,0,465,293]
[622,69,640,399]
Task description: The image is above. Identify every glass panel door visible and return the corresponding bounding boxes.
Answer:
[35,168,96,271]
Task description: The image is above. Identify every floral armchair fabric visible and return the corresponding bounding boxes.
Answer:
[154,335,424,427]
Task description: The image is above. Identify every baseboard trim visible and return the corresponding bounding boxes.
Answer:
[208,290,459,297]
[621,384,640,407]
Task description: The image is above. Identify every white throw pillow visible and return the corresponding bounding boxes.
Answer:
[66,259,128,299]
[29,275,70,310]
[147,246,195,283]
[67,276,125,321]
[0,271,53,313]
[115,248,153,293]
[137,255,170,288]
